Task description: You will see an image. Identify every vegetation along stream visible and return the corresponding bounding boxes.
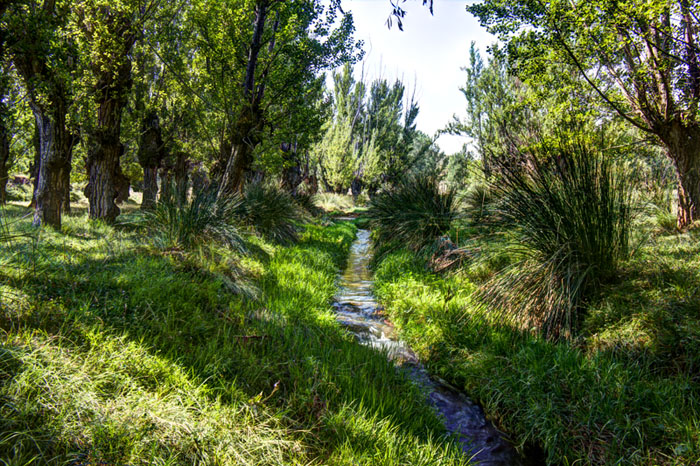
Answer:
[334,228,523,466]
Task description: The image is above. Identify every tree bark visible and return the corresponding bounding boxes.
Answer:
[174,151,189,204]
[62,151,72,214]
[663,122,700,228]
[142,166,158,209]
[138,111,164,209]
[219,107,261,195]
[0,102,8,205]
[85,59,132,223]
[31,107,74,228]
[28,121,40,208]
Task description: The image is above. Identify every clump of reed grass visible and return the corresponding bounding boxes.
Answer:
[140,185,246,252]
[480,137,634,340]
[235,182,306,244]
[366,176,459,257]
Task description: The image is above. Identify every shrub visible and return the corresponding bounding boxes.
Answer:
[481,137,634,340]
[140,186,245,252]
[235,182,306,244]
[366,176,459,256]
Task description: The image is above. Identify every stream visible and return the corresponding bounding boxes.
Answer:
[333,229,524,466]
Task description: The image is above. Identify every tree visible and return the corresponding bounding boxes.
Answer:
[76,0,157,222]
[137,110,164,209]
[4,0,79,227]
[468,0,700,228]
[447,44,541,176]
[191,0,361,195]
[312,63,365,192]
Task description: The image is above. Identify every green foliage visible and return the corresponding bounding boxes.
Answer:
[367,176,459,256]
[312,64,438,195]
[481,137,633,340]
[139,186,245,252]
[236,182,306,245]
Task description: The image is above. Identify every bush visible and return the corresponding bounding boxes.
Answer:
[367,176,459,256]
[481,137,634,340]
[235,182,306,244]
[140,186,245,252]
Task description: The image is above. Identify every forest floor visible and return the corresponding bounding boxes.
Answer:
[0,204,471,465]
[373,221,700,465]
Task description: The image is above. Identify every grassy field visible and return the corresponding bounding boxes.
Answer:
[0,204,469,465]
[373,225,700,465]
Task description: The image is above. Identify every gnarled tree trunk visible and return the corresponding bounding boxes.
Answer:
[31,106,74,228]
[85,59,132,223]
[660,122,700,229]
[217,1,272,196]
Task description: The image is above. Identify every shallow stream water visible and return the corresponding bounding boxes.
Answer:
[333,229,524,466]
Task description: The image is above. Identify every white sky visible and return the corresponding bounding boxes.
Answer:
[337,0,497,154]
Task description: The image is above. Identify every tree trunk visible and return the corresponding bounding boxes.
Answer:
[138,111,164,209]
[0,108,8,205]
[160,166,173,203]
[62,158,71,214]
[28,123,40,208]
[31,107,73,228]
[218,110,260,195]
[85,60,131,223]
[217,0,269,196]
[142,166,158,209]
[85,140,123,223]
[662,122,700,229]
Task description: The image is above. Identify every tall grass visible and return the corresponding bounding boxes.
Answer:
[235,182,306,244]
[481,138,633,340]
[366,176,459,256]
[139,186,246,252]
[0,210,471,465]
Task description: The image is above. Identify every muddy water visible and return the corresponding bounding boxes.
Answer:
[334,229,523,466]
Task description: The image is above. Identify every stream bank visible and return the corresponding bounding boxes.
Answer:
[333,229,524,466]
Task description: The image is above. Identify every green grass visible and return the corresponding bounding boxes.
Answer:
[0,204,470,465]
[374,230,700,465]
[313,193,366,216]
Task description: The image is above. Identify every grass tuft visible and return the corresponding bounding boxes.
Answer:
[367,176,459,257]
[481,138,634,340]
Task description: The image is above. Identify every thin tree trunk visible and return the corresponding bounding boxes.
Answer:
[174,151,188,204]
[62,152,72,214]
[138,112,164,209]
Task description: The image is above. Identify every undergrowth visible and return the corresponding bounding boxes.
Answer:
[0,204,470,465]
[374,230,700,466]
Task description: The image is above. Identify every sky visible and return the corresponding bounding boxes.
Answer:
[337,0,497,154]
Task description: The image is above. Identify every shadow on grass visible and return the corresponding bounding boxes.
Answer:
[0,221,466,464]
